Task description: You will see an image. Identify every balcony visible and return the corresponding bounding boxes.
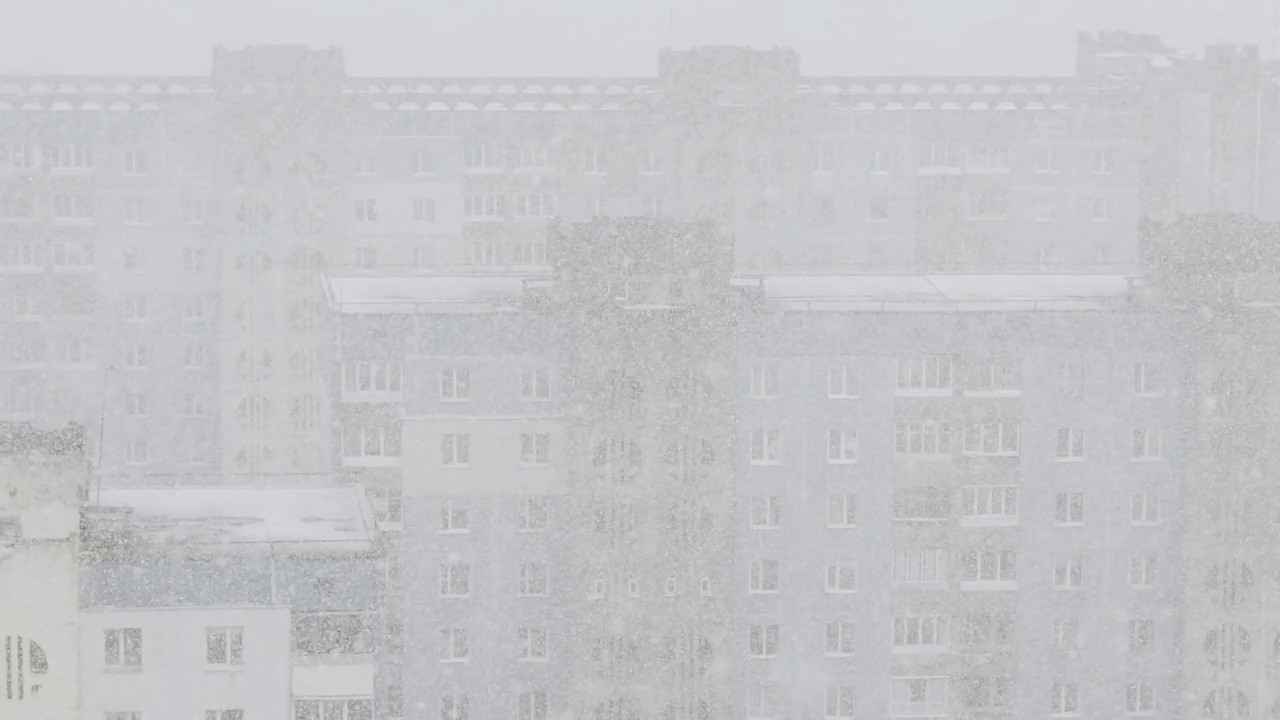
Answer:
[291,652,376,698]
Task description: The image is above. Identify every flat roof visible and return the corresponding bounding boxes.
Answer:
[92,486,375,553]
[760,274,1137,311]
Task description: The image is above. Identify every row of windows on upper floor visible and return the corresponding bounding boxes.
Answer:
[0,141,1124,178]
[0,242,327,277]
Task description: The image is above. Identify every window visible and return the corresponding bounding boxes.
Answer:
[1034,198,1059,222]
[960,549,1017,584]
[206,627,243,667]
[960,612,1013,646]
[967,142,1009,169]
[355,153,376,175]
[868,197,890,221]
[892,615,949,649]
[1035,146,1057,173]
[512,193,556,218]
[1131,494,1160,525]
[520,368,550,401]
[1053,555,1084,589]
[183,296,206,321]
[104,628,142,669]
[1091,196,1111,221]
[750,364,780,398]
[1132,429,1162,460]
[518,627,547,661]
[1,143,31,170]
[827,430,858,463]
[1056,428,1085,460]
[341,360,403,394]
[414,149,432,174]
[642,196,663,218]
[354,247,376,268]
[123,149,146,176]
[414,245,433,268]
[0,242,41,268]
[1057,361,1086,397]
[520,433,550,466]
[1053,617,1079,650]
[589,577,607,598]
[182,198,205,224]
[439,628,469,662]
[1133,363,1162,395]
[48,143,94,171]
[893,549,944,583]
[517,691,547,720]
[183,247,205,272]
[893,487,949,522]
[106,713,142,720]
[514,144,548,169]
[205,712,244,720]
[747,685,774,719]
[966,356,1019,392]
[827,494,856,528]
[583,145,605,173]
[921,142,962,169]
[518,563,548,597]
[1129,618,1154,653]
[441,434,470,467]
[1130,556,1156,588]
[182,394,207,417]
[52,194,94,219]
[412,198,435,222]
[961,677,1013,710]
[825,687,856,718]
[1092,147,1113,174]
[968,190,1007,219]
[519,497,548,532]
[1126,683,1155,714]
[868,148,890,174]
[892,677,948,718]
[894,421,951,456]
[126,438,149,465]
[123,198,151,225]
[825,560,858,593]
[353,199,377,222]
[125,393,147,417]
[961,485,1018,522]
[897,355,952,392]
[463,143,501,171]
[342,426,401,458]
[963,421,1020,456]
[749,429,780,464]
[700,577,712,596]
[1055,493,1085,525]
[123,294,146,321]
[440,367,471,401]
[827,362,857,398]
[440,501,469,533]
[1052,684,1079,716]
[748,624,778,658]
[811,145,836,173]
[439,563,470,597]
[749,559,779,593]
[749,496,780,529]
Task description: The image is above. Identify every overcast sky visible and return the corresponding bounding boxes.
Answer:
[0,0,1274,77]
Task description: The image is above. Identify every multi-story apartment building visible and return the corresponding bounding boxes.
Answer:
[78,485,385,720]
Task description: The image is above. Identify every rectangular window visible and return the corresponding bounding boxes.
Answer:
[355,153,376,175]
[642,196,663,218]
[520,368,550,401]
[123,294,146,320]
[1035,198,1059,222]
[439,628,469,662]
[1126,683,1155,714]
[960,612,1013,646]
[1054,493,1085,525]
[1131,493,1160,525]
[123,198,151,225]
[750,364,780,398]
[1052,683,1079,716]
[440,563,470,597]
[749,496,780,529]
[463,143,502,171]
[341,360,403,395]
[749,429,780,464]
[961,485,1018,521]
[827,494,856,528]
[749,559,779,593]
[515,144,548,169]
[104,627,142,668]
[414,149,432,174]
[52,194,94,219]
[966,356,1019,392]
[519,497,548,532]
[106,713,143,720]
[48,143,94,171]
[183,296,206,321]
[921,142,962,169]
[892,615,949,649]
[896,355,952,393]
[827,361,857,398]
[125,393,147,416]
[206,627,244,667]
[959,549,1017,584]
[464,194,506,220]
[960,677,1014,710]
[519,626,547,661]
[1053,555,1084,589]
[1056,428,1086,459]
[893,487,949,522]
[353,199,377,222]
[1057,361,1086,397]
[520,433,550,466]
[183,247,205,272]
[1130,556,1156,588]
[825,687,856,719]
[411,198,435,222]
[968,190,1008,219]
[1,143,31,170]
[517,691,547,720]
[962,421,1020,456]
[825,560,858,593]
[812,145,836,173]
[1092,147,1114,174]
[1128,618,1155,653]
[868,197,890,221]
[183,198,205,224]
[439,367,471,401]
[182,394,206,417]
[893,549,945,583]
[582,145,606,174]
[748,624,779,658]
[891,677,948,718]
[205,711,244,720]
[1035,146,1057,173]
[126,438,149,465]
[1091,196,1111,222]
[966,142,1009,169]
[518,563,548,597]
[442,434,470,467]
[1133,362,1162,395]
[440,500,469,533]
[825,621,856,656]
[512,193,557,218]
[826,430,858,463]
[342,426,401,458]
[893,421,951,456]
[1054,617,1080,650]
[1132,428,1162,460]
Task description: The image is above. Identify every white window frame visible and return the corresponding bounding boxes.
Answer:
[892,549,945,584]
[963,420,1020,457]
[825,686,856,719]
[894,421,951,457]
[827,361,857,398]
[440,500,469,533]
[1056,427,1086,460]
[824,560,858,594]
[520,368,550,401]
[48,142,94,172]
[1035,145,1058,174]
[868,197,890,221]
[1054,617,1080,651]
[518,626,547,662]
[205,627,243,667]
[520,432,550,467]
[1051,683,1079,716]
[892,615,949,651]
[749,428,780,465]
[104,627,142,668]
[463,143,502,171]
[748,496,780,529]
[342,360,404,395]
[749,559,779,594]
[518,563,549,597]
[1129,556,1156,589]
[1132,428,1162,461]
[960,485,1018,525]
[518,497,548,533]
[1128,618,1154,653]
[748,623,779,659]
[1053,555,1084,589]
[896,355,952,394]
[1133,362,1163,396]
[827,494,856,528]
[959,549,1017,587]
[442,434,470,467]
[1092,147,1114,175]
[1126,683,1155,715]
[750,363,780,399]
[353,198,377,222]
[439,367,471,401]
[891,677,948,718]
[1054,492,1085,526]
[125,437,149,465]
[355,153,376,176]
[439,628,469,662]
[1131,493,1160,525]
[1091,195,1111,222]
[413,197,436,222]
[826,430,858,464]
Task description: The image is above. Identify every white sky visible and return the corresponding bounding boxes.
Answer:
[0,0,1274,77]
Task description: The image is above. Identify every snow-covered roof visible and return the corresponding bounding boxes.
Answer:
[325,274,538,314]
[92,486,375,553]
[757,274,1135,312]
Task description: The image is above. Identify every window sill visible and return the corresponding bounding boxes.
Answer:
[204,665,244,673]
[960,581,1016,592]
[749,460,782,467]
[747,590,780,596]
[959,516,1018,527]
[439,659,470,664]
[961,453,1020,459]
[1130,458,1163,463]
[894,389,952,398]
[1054,457,1086,463]
[103,666,143,674]
[1053,522,1085,528]
[963,389,1021,398]
[827,524,856,530]
[827,394,859,400]
[827,459,858,465]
